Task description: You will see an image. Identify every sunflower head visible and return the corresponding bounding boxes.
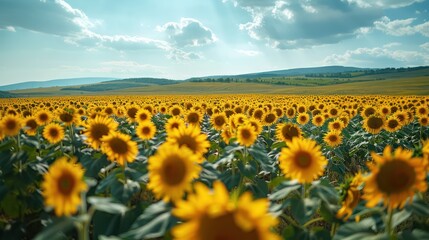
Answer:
[101,132,138,166]
[83,115,118,149]
[384,115,402,132]
[126,105,140,122]
[167,125,210,162]
[363,114,385,134]
[418,115,429,127]
[135,108,152,123]
[279,138,327,183]
[136,121,157,140]
[328,119,345,131]
[35,110,53,125]
[1,115,22,137]
[262,112,277,126]
[237,124,257,147]
[296,113,310,125]
[42,156,87,216]
[276,123,302,143]
[57,109,77,126]
[172,181,280,240]
[43,123,65,144]
[312,114,325,127]
[165,117,186,135]
[337,172,363,220]
[23,116,39,136]
[221,126,235,144]
[186,110,202,126]
[211,112,227,131]
[147,143,201,202]
[324,130,343,148]
[363,146,427,210]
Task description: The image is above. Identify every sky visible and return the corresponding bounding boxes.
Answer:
[0,0,429,85]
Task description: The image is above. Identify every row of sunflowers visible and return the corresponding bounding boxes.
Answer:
[0,95,428,239]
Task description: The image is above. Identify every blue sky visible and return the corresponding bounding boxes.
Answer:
[0,0,428,85]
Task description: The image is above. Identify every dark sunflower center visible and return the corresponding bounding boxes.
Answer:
[142,126,151,135]
[330,109,338,116]
[26,119,38,129]
[6,119,17,130]
[294,151,312,168]
[58,172,76,196]
[364,108,375,117]
[282,125,298,141]
[214,116,225,126]
[199,212,259,240]
[240,129,251,139]
[367,116,384,129]
[388,119,399,129]
[105,108,113,115]
[376,160,416,195]
[172,108,181,116]
[328,135,338,142]
[162,155,186,185]
[332,122,341,129]
[171,122,180,129]
[265,114,276,123]
[127,108,138,119]
[188,113,199,123]
[139,114,149,121]
[177,135,197,153]
[90,123,109,140]
[39,113,48,122]
[254,110,263,119]
[49,128,59,138]
[108,137,128,154]
[60,113,73,123]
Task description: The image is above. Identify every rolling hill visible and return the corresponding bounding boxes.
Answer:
[0,77,117,91]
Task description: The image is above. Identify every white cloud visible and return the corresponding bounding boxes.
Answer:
[383,42,402,48]
[0,0,94,36]
[235,49,261,56]
[374,17,429,37]
[232,0,381,49]
[157,18,217,47]
[324,47,429,66]
[421,42,429,51]
[346,0,424,8]
[0,26,16,32]
[167,49,202,61]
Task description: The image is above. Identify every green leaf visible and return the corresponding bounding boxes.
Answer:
[121,201,176,239]
[406,198,429,217]
[334,216,384,240]
[34,217,75,240]
[391,209,412,229]
[399,229,429,240]
[111,179,140,204]
[269,181,300,201]
[88,197,128,215]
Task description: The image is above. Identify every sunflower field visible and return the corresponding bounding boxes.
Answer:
[0,95,428,240]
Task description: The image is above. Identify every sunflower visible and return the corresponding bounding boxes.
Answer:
[126,105,140,122]
[1,115,22,137]
[363,146,427,210]
[363,115,385,134]
[416,105,428,117]
[237,124,257,147]
[170,105,183,117]
[43,123,64,144]
[221,126,235,144]
[247,118,263,135]
[41,156,87,216]
[83,115,118,150]
[275,123,302,143]
[147,143,201,202]
[135,108,152,123]
[361,105,377,118]
[384,115,402,132]
[211,112,227,131]
[324,130,343,148]
[172,181,280,240]
[337,172,363,220]
[418,115,429,127]
[328,119,344,131]
[423,141,429,170]
[23,116,39,136]
[252,108,264,120]
[278,138,327,183]
[262,112,277,126]
[35,110,53,125]
[311,114,325,127]
[136,121,157,140]
[296,113,310,125]
[101,132,138,166]
[165,117,186,135]
[186,110,202,126]
[167,125,210,162]
[57,109,77,126]
[394,111,409,126]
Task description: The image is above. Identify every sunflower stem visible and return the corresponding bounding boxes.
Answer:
[303,217,324,228]
[386,206,395,239]
[280,213,301,229]
[330,222,338,237]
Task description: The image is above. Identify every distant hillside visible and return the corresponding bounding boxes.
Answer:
[0,90,17,98]
[189,66,365,80]
[61,77,178,92]
[0,77,117,91]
